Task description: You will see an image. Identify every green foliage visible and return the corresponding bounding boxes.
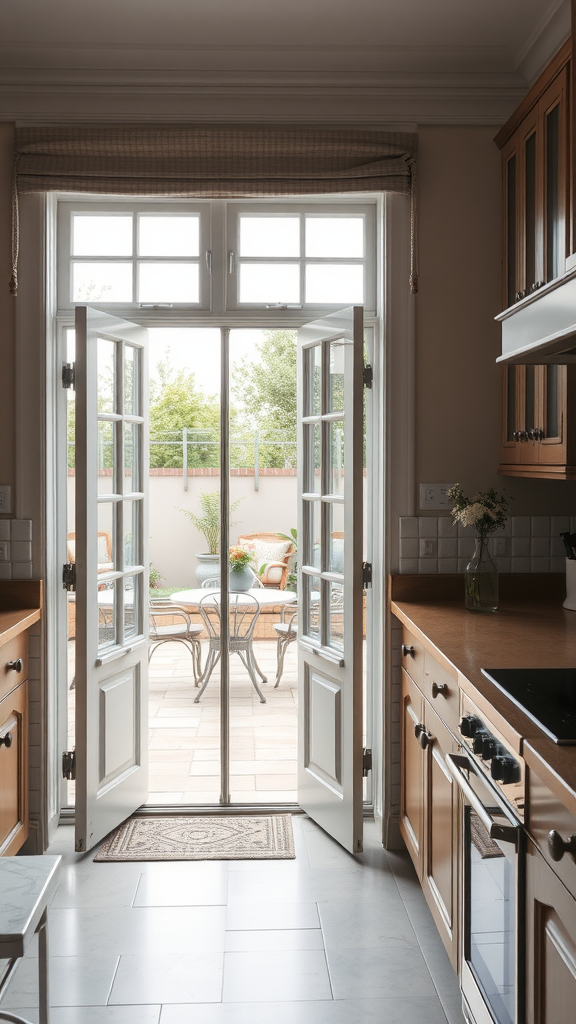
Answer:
[232,330,297,468]
[149,356,220,468]
[180,490,244,554]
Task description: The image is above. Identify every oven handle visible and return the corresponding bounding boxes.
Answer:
[446,752,520,850]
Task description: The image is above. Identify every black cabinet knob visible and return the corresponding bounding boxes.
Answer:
[473,730,488,755]
[547,830,576,862]
[460,714,481,737]
[402,645,415,659]
[414,722,424,739]
[7,659,23,673]
[419,729,433,750]
[431,682,447,699]
[482,737,498,760]
[490,755,519,784]
[0,732,12,748]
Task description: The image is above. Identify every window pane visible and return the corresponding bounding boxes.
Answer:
[329,420,345,496]
[139,216,200,257]
[98,338,116,413]
[329,502,345,574]
[329,340,345,412]
[305,344,322,417]
[304,498,321,570]
[328,582,344,651]
[98,584,116,650]
[303,573,321,642]
[305,264,363,304]
[124,345,138,416]
[306,217,363,258]
[97,503,115,573]
[239,263,300,303]
[123,499,140,568]
[97,421,115,493]
[240,217,300,257]
[305,423,322,493]
[73,216,132,257]
[73,263,133,303]
[123,575,140,640]
[138,263,199,303]
[124,423,140,494]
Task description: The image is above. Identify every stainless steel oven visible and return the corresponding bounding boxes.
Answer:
[447,742,524,1024]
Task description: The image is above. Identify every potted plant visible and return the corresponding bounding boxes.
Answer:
[180,491,243,585]
[228,546,256,592]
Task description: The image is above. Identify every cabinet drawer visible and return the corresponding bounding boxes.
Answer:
[0,679,29,857]
[423,652,459,735]
[400,627,424,687]
[528,768,576,898]
[0,633,28,703]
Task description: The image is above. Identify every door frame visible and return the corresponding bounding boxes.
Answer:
[15,190,413,838]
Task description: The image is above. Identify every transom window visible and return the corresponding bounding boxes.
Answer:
[57,197,377,320]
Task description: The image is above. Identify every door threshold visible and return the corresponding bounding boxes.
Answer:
[138,803,304,816]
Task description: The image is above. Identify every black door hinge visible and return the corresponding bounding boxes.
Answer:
[62,562,76,592]
[62,363,75,390]
[363,748,372,777]
[362,561,372,588]
[62,750,76,780]
[363,364,373,389]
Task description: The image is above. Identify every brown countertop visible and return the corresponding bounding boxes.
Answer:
[0,608,41,645]
[0,580,42,645]
[390,574,576,811]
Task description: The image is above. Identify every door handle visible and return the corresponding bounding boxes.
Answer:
[445,753,520,848]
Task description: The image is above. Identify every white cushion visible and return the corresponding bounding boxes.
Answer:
[252,538,291,566]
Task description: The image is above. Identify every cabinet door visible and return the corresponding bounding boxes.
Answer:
[400,668,425,879]
[537,364,567,466]
[422,699,460,970]
[525,837,576,1024]
[540,66,569,284]
[500,366,522,467]
[0,680,29,856]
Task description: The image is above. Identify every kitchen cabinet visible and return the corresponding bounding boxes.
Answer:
[400,640,460,969]
[0,631,29,856]
[496,44,574,479]
[525,837,576,1024]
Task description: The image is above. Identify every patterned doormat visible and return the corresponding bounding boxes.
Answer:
[94,814,295,862]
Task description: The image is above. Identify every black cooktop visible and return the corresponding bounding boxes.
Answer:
[481,668,576,745]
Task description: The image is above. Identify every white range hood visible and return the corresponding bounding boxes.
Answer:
[496,255,576,365]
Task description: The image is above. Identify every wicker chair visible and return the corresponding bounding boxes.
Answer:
[237,532,294,589]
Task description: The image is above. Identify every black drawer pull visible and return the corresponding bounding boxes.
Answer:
[0,732,13,748]
[431,682,447,699]
[547,830,576,862]
[7,659,23,673]
[419,729,433,750]
[402,644,415,658]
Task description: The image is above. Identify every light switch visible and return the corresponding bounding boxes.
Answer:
[0,541,10,561]
[0,485,12,514]
[419,538,437,557]
[419,483,454,511]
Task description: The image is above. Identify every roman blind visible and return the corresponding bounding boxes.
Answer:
[11,124,418,295]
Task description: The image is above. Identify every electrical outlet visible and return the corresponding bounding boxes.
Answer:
[0,485,12,514]
[419,538,436,557]
[419,483,454,511]
[0,541,10,562]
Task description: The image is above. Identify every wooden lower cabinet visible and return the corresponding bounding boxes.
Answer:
[0,678,29,856]
[525,837,576,1024]
[400,668,460,969]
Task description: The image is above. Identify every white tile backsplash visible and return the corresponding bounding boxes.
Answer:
[0,519,33,578]
[399,516,575,575]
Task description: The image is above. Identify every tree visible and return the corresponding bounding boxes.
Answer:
[231,329,297,467]
[149,357,220,468]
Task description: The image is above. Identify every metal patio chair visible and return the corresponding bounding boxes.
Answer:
[149,600,203,686]
[195,592,267,703]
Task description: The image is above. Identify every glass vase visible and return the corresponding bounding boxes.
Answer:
[465,535,498,612]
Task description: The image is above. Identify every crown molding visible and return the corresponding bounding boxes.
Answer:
[514,0,570,84]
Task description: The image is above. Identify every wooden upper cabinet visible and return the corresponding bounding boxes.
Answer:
[496,47,576,479]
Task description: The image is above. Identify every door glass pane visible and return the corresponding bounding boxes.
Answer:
[73,263,133,303]
[303,573,321,641]
[239,217,300,257]
[525,132,536,290]
[138,263,199,303]
[546,104,560,282]
[507,156,517,306]
[328,582,344,651]
[329,341,345,412]
[304,498,321,570]
[123,499,139,568]
[306,217,363,258]
[97,503,115,573]
[305,264,363,304]
[97,421,114,493]
[329,420,345,495]
[73,216,133,257]
[98,338,116,413]
[123,575,139,640]
[329,502,345,574]
[238,263,300,303]
[525,365,535,433]
[139,216,200,257]
[305,423,321,493]
[124,422,139,493]
[98,583,116,650]
[547,365,559,438]
[124,346,138,416]
[506,367,516,442]
[306,344,322,416]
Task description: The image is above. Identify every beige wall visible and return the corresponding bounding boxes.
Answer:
[0,125,15,496]
[416,125,576,514]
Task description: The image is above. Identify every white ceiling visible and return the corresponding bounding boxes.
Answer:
[0,0,570,123]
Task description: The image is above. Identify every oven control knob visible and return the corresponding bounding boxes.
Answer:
[460,714,481,737]
[473,730,489,755]
[482,736,498,760]
[490,756,519,784]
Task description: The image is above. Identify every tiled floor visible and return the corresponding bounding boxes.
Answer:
[2,818,464,1024]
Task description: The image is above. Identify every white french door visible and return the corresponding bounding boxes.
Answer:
[297,306,365,854]
[74,307,149,852]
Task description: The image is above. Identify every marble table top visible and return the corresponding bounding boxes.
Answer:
[0,856,61,958]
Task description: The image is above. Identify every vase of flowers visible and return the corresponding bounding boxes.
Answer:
[447,484,509,613]
[228,546,255,592]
